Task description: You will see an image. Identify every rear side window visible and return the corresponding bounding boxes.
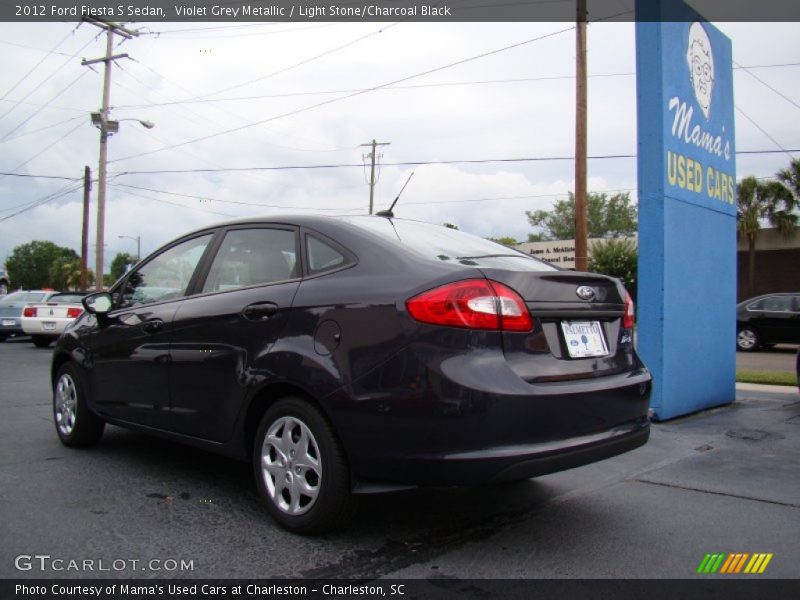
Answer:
[307,235,347,274]
[202,228,297,293]
[763,296,792,312]
[342,216,556,272]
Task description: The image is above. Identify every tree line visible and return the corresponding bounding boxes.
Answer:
[3,159,797,295]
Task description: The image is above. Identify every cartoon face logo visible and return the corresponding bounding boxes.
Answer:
[686,22,715,119]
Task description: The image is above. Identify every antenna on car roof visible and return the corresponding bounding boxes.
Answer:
[375,172,414,218]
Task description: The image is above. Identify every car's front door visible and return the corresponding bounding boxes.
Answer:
[168,226,301,442]
[83,233,214,428]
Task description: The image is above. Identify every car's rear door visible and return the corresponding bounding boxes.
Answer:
[757,295,795,344]
[168,225,301,442]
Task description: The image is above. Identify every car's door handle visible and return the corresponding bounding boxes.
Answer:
[242,302,279,321]
[142,319,165,333]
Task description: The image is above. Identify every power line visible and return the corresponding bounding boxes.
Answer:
[109,25,576,164]
[734,60,800,112]
[0,120,85,179]
[179,22,401,103]
[0,33,97,126]
[735,105,795,159]
[0,38,87,58]
[111,183,364,212]
[110,148,800,176]
[113,62,800,111]
[0,115,84,143]
[0,70,89,142]
[115,71,635,109]
[0,172,79,180]
[0,26,78,101]
[0,182,82,222]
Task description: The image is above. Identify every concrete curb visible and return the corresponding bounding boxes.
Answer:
[736,381,798,395]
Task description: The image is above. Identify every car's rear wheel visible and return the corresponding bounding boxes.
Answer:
[736,326,760,352]
[253,397,354,534]
[53,363,105,447]
[32,335,52,348]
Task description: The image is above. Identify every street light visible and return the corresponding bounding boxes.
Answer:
[118,235,141,262]
[90,112,153,291]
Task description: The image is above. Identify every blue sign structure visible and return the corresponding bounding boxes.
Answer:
[636,2,736,420]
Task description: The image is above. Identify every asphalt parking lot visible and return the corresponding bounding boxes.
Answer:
[0,338,798,580]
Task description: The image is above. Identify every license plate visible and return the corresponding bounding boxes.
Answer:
[561,321,609,358]
[43,321,57,331]
[2,319,15,327]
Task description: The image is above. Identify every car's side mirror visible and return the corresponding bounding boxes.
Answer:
[83,293,113,315]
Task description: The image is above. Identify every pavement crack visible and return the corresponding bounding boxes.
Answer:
[633,478,800,508]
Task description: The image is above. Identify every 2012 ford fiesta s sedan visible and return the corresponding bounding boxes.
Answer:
[52,215,651,533]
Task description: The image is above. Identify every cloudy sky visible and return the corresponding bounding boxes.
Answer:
[0,16,798,274]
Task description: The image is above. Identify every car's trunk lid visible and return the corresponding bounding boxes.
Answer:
[479,268,638,383]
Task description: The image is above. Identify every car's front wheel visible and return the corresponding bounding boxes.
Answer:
[53,363,105,447]
[253,397,354,534]
[736,326,760,352]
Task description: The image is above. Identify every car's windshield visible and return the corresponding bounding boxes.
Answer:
[342,217,557,271]
[0,292,47,305]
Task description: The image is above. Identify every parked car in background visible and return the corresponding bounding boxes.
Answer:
[52,215,651,533]
[21,292,88,347]
[0,290,58,341]
[736,293,800,351]
[0,268,9,295]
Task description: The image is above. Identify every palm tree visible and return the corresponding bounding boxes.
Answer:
[776,157,800,205]
[737,170,798,297]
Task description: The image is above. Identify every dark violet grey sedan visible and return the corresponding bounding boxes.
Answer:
[52,215,651,533]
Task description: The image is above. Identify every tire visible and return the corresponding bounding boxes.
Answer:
[736,326,760,352]
[53,363,105,447]
[253,397,355,534]
[0,335,7,343]
[32,335,52,348]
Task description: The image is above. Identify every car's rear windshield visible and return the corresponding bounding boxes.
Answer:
[341,217,557,271]
[0,292,47,304]
[49,293,86,304]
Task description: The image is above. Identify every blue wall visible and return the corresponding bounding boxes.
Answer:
[636,9,737,420]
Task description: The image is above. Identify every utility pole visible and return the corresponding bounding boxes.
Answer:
[80,166,91,290]
[360,139,390,214]
[574,0,588,271]
[82,18,138,290]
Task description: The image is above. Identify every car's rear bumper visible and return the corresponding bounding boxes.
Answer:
[21,317,70,336]
[331,341,652,488]
[383,419,650,486]
[0,319,22,336]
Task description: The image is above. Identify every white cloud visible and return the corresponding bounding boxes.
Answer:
[1,21,798,274]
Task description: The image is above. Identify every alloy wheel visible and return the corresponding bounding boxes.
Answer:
[737,329,757,350]
[260,416,322,516]
[55,373,78,436]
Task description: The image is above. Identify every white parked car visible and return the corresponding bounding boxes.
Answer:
[21,292,88,347]
[0,290,57,341]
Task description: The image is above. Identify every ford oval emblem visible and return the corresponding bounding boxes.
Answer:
[576,286,595,301]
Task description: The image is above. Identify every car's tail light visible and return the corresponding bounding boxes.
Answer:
[66,307,83,319]
[406,279,533,332]
[23,307,37,317]
[623,292,635,329]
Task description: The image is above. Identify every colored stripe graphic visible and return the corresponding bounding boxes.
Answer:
[719,554,736,573]
[734,553,749,573]
[699,552,773,574]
